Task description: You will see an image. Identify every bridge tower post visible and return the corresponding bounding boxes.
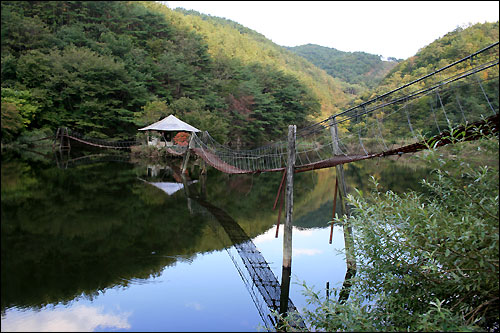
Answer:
[329,117,357,303]
[61,127,71,150]
[53,127,71,151]
[280,124,296,317]
[329,119,350,217]
[200,131,208,175]
[52,128,60,150]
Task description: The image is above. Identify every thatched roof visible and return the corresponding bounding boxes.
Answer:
[138,115,200,132]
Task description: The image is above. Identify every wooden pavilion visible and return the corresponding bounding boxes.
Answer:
[138,114,200,147]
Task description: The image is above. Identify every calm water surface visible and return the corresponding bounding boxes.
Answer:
[1,148,430,331]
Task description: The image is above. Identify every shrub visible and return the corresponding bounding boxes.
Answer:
[174,132,190,146]
[280,134,499,332]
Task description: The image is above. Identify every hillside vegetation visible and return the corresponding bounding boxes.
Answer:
[377,22,499,94]
[1,1,336,146]
[287,44,400,93]
[344,22,499,142]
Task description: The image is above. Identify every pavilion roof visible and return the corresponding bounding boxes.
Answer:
[138,115,200,132]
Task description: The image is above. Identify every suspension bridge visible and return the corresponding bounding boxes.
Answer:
[183,42,498,176]
[52,42,498,177]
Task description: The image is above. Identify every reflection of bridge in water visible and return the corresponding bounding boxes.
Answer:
[54,151,131,169]
[192,196,306,331]
[142,174,306,331]
[54,152,303,330]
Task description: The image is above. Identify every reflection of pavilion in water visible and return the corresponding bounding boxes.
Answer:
[144,165,198,195]
[140,163,202,215]
[143,171,306,331]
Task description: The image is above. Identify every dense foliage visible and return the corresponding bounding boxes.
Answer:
[1,1,321,146]
[287,44,400,93]
[382,22,499,90]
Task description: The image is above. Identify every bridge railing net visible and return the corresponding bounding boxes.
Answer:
[191,132,289,174]
[190,42,498,175]
[64,129,138,148]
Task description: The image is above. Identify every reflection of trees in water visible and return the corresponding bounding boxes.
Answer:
[0,153,302,311]
[1,159,210,310]
[292,157,431,229]
[344,156,432,194]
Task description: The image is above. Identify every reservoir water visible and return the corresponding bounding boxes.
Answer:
[1,147,430,332]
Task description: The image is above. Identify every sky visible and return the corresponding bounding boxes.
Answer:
[165,1,499,60]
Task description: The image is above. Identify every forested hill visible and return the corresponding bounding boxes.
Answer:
[371,22,499,99]
[2,1,498,148]
[342,21,499,141]
[166,6,351,119]
[286,44,401,93]
[1,1,346,146]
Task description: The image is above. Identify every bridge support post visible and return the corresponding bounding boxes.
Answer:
[200,132,208,175]
[280,125,296,317]
[329,117,357,302]
[53,127,71,151]
[181,134,194,174]
[53,128,60,150]
[62,127,71,151]
[329,119,350,217]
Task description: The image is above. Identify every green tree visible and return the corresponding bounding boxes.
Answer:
[1,88,40,129]
[134,100,171,128]
[1,102,24,141]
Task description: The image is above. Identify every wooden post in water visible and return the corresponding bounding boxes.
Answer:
[329,117,357,299]
[200,132,208,175]
[282,125,296,269]
[280,125,296,318]
[329,119,350,217]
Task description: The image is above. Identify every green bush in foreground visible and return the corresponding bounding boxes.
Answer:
[279,134,499,332]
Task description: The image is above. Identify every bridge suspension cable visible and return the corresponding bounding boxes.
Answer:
[188,42,499,175]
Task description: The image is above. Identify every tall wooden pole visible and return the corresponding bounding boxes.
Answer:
[329,119,349,217]
[280,125,296,318]
[282,125,296,269]
[329,118,356,272]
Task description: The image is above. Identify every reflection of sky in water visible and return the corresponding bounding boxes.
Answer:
[1,226,346,332]
[1,305,131,332]
[147,180,198,196]
[149,182,185,195]
[255,225,347,309]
